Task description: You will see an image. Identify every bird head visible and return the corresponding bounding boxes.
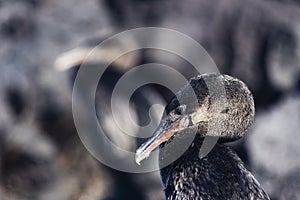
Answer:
[135,73,255,165]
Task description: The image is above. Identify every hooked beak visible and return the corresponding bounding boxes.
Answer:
[135,120,179,165]
[135,115,192,165]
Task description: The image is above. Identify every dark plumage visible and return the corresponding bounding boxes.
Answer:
[136,73,270,199]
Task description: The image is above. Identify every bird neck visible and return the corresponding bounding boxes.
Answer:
[158,136,270,200]
[158,133,204,182]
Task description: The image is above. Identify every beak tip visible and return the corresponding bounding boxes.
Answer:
[136,160,141,166]
[135,148,150,165]
[135,153,141,165]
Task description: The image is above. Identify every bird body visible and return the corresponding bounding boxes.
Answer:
[136,73,270,200]
[160,136,269,200]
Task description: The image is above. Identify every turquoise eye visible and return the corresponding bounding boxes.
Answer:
[175,106,184,115]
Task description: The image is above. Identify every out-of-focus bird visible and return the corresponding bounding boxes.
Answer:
[54,31,166,200]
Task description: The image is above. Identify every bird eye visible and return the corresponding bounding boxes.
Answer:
[175,106,184,115]
[221,107,229,113]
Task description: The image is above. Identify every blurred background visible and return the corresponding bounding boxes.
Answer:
[1,0,300,199]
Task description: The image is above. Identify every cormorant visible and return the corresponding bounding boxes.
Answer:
[136,73,270,200]
[55,35,165,200]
